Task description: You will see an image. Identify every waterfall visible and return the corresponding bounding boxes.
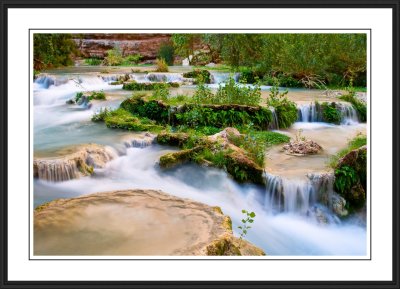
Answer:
[209,72,240,84]
[35,75,70,89]
[268,107,279,130]
[297,102,360,124]
[123,134,156,148]
[34,159,79,182]
[263,171,345,221]
[264,172,317,214]
[33,145,117,182]
[297,102,322,122]
[129,73,184,83]
[339,103,359,125]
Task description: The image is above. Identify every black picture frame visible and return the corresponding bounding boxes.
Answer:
[1,1,399,288]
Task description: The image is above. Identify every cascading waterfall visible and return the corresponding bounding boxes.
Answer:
[297,102,359,124]
[209,71,240,84]
[268,107,280,130]
[129,73,184,83]
[264,172,317,214]
[123,134,156,148]
[33,159,79,182]
[263,171,344,223]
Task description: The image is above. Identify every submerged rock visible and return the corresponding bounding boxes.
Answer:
[34,189,266,256]
[33,144,117,182]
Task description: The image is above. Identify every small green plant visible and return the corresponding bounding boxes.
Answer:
[123,54,142,65]
[84,57,102,66]
[321,102,342,124]
[267,81,298,128]
[152,83,170,101]
[91,107,111,122]
[237,210,256,249]
[103,46,124,66]
[334,165,358,195]
[157,42,175,65]
[155,58,169,72]
[294,129,306,142]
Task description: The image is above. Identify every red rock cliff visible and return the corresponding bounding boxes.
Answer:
[73,33,172,60]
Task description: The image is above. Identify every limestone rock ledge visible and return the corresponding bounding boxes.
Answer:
[34,189,266,256]
[33,144,117,182]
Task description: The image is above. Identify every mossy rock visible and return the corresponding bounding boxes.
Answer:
[334,145,367,210]
[156,131,189,147]
[206,237,242,256]
[225,151,265,185]
[159,147,203,169]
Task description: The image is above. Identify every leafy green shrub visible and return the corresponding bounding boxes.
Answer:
[267,85,298,128]
[84,57,102,66]
[263,73,302,88]
[75,92,84,102]
[122,81,169,91]
[152,83,170,101]
[334,165,358,195]
[329,134,367,168]
[121,96,170,123]
[215,77,261,105]
[123,54,142,65]
[339,91,367,122]
[157,42,175,65]
[155,58,169,72]
[103,46,124,66]
[90,90,106,100]
[175,105,272,130]
[193,83,215,103]
[321,102,342,124]
[91,107,111,122]
[192,77,261,106]
[183,69,211,84]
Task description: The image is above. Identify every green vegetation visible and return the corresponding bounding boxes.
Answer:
[172,33,366,87]
[339,91,367,122]
[183,69,211,84]
[155,58,169,72]
[266,84,298,128]
[92,108,162,132]
[102,46,143,66]
[192,77,261,106]
[320,102,342,124]
[329,134,367,168]
[237,210,256,249]
[122,81,171,91]
[84,57,102,66]
[74,90,106,103]
[157,42,175,65]
[33,34,77,70]
[330,134,367,210]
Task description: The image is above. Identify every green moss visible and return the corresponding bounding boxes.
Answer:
[123,81,169,91]
[156,131,189,147]
[103,108,163,132]
[206,237,242,256]
[35,201,53,212]
[121,96,170,123]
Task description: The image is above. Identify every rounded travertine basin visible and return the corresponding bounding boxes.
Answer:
[34,189,264,256]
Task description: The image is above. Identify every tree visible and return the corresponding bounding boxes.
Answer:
[33,33,77,70]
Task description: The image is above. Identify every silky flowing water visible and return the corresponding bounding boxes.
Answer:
[33,69,367,256]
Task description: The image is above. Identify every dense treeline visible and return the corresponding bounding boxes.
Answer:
[172,34,367,87]
[33,33,366,87]
[33,34,77,70]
